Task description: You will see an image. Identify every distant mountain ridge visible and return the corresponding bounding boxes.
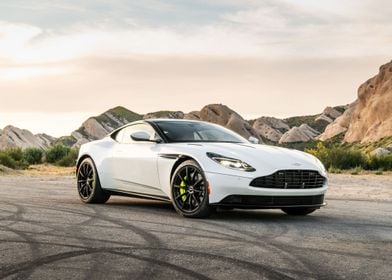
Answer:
[1,60,391,151]
[0,103,347,150]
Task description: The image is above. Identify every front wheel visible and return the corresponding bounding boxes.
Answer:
[171,160,212,218]
[77,158,110,203]
[281,208,317,216]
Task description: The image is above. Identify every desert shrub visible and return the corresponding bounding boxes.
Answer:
[350,166,363,175]
[0,148,29,169]
[23,148,43,165]
[6,147,24,162]
[0,152,17,169]
[57,149,78,167]
[306,142,366,170]
[328,166,342,174]
[366,154,392,171]
[45,144,71,164]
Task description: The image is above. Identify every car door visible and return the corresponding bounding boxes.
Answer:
[110,123,165,197]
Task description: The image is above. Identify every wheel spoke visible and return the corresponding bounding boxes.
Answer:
[185,167,189,184]
[82,164,87,177]
[175,192,188,200]
[180,194,190,209]
[191,194,199,207]
[191,169,198,184]
[193,178,204,188]
[176,173,185,183]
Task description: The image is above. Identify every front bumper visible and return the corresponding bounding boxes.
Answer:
[212,194,326,209]
[205,171,328,208]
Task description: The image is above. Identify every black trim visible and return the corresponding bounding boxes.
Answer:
[158,153,180,159]
[212,194,325,209]
[105,188,171,202]
[145,120,170,143]
[250,170,326,189]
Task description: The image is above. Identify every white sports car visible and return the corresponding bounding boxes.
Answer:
[76,119,328,218]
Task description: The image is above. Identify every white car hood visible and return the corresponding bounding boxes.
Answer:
[166,142,326,178]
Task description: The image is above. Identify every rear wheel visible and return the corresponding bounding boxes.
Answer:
[281,208,317,216]
[77,158,110,203]
[171,160,212,218]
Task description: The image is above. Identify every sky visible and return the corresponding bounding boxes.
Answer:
[0,0,391,136]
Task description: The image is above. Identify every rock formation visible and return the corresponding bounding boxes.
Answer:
[71,106,142,147]
[315,106,343,123]
[143,111,184,120]
[343,61,392,143]
[279,124,320,144]
[318,102,356,141]
[251,117,290,142]
[184,104,262,142]
[0,126,55,150]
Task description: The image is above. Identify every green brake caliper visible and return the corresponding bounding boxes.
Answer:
[180,176,187,201]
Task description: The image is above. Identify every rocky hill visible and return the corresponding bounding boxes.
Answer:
[0,104,348,150]
[1,60,391,151]
[0,126,54,150]
[320,61,392,143]
[184,104,262,142]
[70,106,143,147]
[249,105,345,144]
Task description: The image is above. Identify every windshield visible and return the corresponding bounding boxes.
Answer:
[154,121,247,143]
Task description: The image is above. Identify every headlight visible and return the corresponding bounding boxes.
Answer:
[207,152,255,172]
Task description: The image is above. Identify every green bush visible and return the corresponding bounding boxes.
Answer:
[23,148,43,165]
[350,166,363,175]
[44,144,78,166]
[328,166,342,174]
[45,144,71,164]
[0,148,29,169]
[366,154,392,171]
[0,152,17,169]
[57,149,78,167]
[306,142,392,171]
[6,147,24,162]
[306,142,366,170]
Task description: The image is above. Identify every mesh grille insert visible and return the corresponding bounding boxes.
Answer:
[250,170,326,189]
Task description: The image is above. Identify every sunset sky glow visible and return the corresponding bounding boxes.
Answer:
[0,0,391,136]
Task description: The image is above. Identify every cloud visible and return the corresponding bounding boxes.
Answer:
[0,0,391,69]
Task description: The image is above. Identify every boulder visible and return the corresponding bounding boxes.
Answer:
[279,124,320,144]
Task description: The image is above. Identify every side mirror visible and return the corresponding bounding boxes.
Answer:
[130,131,152,142]
[248,136,259,144]
[130,131,162,143]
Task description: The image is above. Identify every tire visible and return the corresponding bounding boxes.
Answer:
[281,208,317,216]
[77,158,110,204]
[171,160,212,218]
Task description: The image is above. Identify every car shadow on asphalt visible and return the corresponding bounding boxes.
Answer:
[103,197,328,222]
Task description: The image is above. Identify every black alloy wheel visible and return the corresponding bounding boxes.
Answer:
[77,158,110,203]
[171,160,212,218]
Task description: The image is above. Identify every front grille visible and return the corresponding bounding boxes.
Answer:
[250,170,326,189]
[218,194,324,208]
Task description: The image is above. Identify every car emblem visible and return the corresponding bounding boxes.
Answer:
[292,163,302,166]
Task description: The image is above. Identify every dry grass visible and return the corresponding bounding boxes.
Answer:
[0,164,21,176]
[21,164,75,177]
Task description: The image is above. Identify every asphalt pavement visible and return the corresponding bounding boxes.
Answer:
[0,176,391,280]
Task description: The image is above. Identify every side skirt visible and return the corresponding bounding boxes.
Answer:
[105,188,171,202]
